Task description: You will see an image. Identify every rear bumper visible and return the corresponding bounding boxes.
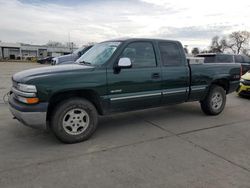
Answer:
[8,94,48,130]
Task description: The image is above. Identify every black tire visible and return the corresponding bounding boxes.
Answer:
[51,98,98,143]
[200,85,226,115]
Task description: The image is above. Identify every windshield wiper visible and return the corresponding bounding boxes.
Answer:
[78,60,92,66]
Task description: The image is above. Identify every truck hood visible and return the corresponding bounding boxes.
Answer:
[13,64,94,83]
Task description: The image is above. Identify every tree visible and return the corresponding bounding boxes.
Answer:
[209,31,250,54]
[183,45,189,54]
[210,36,223,53]
[219,37,228,53]
[209,36,230,53]
[221,31,250,54]
[242,49,250,57]
[191,47,200,55]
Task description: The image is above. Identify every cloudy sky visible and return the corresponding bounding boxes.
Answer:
[0,0,250,49]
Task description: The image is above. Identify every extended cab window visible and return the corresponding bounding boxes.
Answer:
[120,42,156,68]
[158,42,182,66]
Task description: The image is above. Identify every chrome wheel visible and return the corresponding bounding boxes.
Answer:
[62,108,90,135]
[211,92,223,110]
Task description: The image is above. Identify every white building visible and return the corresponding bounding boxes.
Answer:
[0,42,77,60]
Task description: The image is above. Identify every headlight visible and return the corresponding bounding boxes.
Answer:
[240,78,245,83]
[17,83,37,93]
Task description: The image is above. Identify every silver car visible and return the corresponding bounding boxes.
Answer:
[51,45,93,65]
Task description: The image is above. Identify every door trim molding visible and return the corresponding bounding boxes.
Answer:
[162,88,187,95]
[109,85,207,101]
[110,92,161,101]
[191,85,207,91]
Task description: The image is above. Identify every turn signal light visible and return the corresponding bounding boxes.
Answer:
[17,96,39,104]
[26,97,39,104]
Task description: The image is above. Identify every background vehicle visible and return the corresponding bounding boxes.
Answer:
[196,53,250,74]
[37,56,54,64]
[237,71,250,97]
[187,57,204,64]
[51,45,93,65]
[9,38,241,143]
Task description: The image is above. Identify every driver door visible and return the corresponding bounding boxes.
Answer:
[106,41,162,112]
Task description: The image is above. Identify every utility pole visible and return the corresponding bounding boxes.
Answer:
[68,32,71,52]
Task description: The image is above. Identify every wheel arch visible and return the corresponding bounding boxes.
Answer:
[46,89,104,121]
[211,78,230,94]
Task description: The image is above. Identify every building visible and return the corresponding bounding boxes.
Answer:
[0,42,77,60]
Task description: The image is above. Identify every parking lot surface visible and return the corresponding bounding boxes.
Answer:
[0,62,250,188]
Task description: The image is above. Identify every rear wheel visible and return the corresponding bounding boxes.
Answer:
[51,98,98,143]
[200,85,226,115]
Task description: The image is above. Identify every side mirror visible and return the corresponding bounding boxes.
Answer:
[118,57,132,68]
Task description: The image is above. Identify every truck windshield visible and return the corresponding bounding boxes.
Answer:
[76,42,121,66]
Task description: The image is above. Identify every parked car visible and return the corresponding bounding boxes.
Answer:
[51,45,93,65]
[236,71,250,97]
[9,38,241,143]
[37,56,54,64]
[196,53,250,74]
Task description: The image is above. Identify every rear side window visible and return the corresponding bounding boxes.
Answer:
[216,55,233,63]
[158,42,182,66]
[120,42,156,68]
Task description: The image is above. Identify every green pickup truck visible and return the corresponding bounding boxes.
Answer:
[9,38,241,143]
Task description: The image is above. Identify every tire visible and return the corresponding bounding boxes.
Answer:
[200,85,226,115]
[51,98,98,143]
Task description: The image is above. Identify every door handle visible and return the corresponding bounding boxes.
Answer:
[152,73,160,79]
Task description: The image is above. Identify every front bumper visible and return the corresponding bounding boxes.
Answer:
[236,83,250,96]
[8,94,48,130]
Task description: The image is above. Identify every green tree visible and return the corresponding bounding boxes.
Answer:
[191,47,200,55]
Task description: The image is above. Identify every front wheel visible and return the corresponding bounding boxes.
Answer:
[51,98,98,143]
[200,85,226,115]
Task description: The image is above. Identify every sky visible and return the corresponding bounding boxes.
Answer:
[0,0,250,50]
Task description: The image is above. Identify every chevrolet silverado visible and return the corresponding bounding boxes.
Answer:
[9,38,241,143]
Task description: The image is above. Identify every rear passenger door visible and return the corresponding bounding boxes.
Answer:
[158,42,189,104]
[107,41,162,112]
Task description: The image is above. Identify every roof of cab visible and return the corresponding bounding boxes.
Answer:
[103,37,180,43]
[197,53,233,56]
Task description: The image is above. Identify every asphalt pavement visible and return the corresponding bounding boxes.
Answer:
[0,62,250,188]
